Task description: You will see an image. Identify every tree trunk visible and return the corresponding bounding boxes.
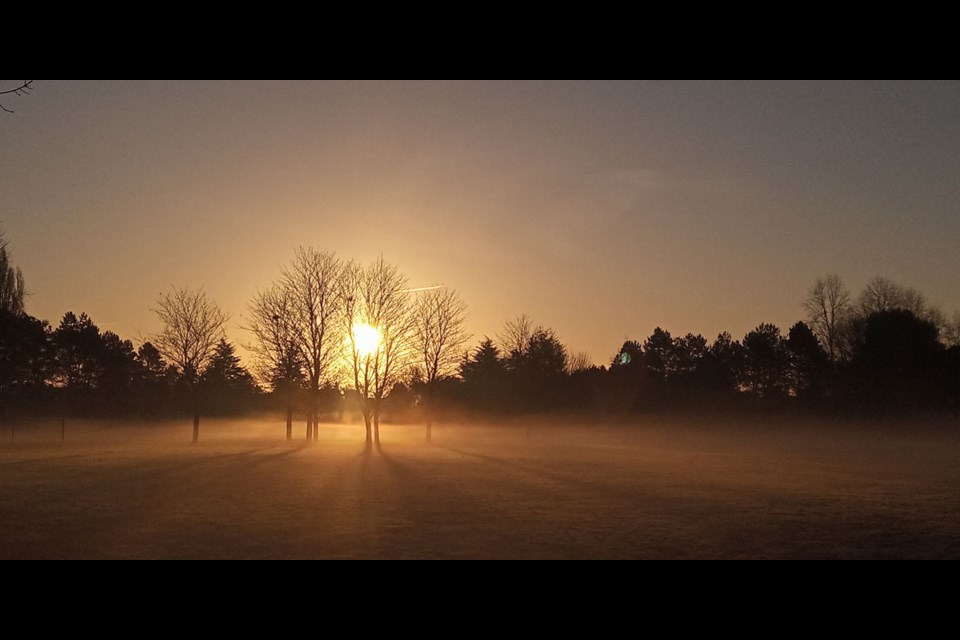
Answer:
[306,415,313,441]
[374,413,381,450]
[364,413,372,448]
[426,420,432,444]
[193,412,200,444]
[285,406,292,441]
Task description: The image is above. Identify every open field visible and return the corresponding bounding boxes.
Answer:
[2,416,959,559]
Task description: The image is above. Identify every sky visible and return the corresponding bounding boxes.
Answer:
[1,80,958,366]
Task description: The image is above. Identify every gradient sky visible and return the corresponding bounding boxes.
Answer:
[2,80,958,366]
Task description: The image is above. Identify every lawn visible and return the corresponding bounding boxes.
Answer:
[2,416,958,559]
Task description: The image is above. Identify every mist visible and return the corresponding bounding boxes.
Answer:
[3,412,958,559]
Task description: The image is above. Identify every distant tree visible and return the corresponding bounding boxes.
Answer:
[605,340,646,411]
[47,312,140,415]
[804,274,850,362]
[51,312,103,392]
[0,310,50,411]
[460,338,507,409]
[673,333,709,379]
[566,351,592,375]
[137,341,171,381]
[943,311,960,348]
[741,324,791,400]
[520,328,568,380]
[858,276,904,316]
[786,321,828,403]
[498,314,536,369]
[246,283,307,440]
[152,286,228,443]
[277,248,346,441]
[201,339,259,414]
[133,341,175,417]
[508,327,569,415]
[855,277,946,340]
[96,331,139,415]
[701,331,744,396]
[0,229,26,315]
[342,256,415,449]
[849,309,943,412]
[643,327,676,383]
[412,287,470,442]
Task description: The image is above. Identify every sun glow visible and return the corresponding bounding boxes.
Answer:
[352,322,382,357]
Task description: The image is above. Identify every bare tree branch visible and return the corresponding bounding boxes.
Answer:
[413,287,471,384]
[151,286,228,384]
[342,256,416,447]
[0,80,34,114]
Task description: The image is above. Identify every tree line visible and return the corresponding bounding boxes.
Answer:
[3,227,960,444]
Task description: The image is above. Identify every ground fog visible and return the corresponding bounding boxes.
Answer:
[2,415,958,559]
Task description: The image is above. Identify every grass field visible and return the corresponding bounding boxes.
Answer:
[2,415,959,559]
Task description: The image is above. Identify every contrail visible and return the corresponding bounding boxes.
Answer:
[400,285,445,293]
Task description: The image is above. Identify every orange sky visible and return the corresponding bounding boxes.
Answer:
[2,80,959,366]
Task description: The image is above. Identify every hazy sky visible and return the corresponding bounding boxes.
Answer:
[2,80,958,365]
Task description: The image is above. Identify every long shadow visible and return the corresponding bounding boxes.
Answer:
[432,444,669,505]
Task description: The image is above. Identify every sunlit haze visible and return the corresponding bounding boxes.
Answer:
[2,80,959,363]
[352,322,382,357]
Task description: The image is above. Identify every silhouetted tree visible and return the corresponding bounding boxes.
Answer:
[943,311,960,348]
[133,341,175,417]
[741,324,791,401]
[0,310,49,413]
[52,312,103,393]
[412,287,470,442]
[849,309,943,412]
[611,341,643,368]
[509,327,568,414]
[566,351,592,375]
[460,338,507,410]
[857,277,943,328]
[47,312,140,416]
[200,339,259,414]
[152,286,228,443]
[786,321,828,403]
[498,314,535,368]
[0,229,26,316]
[246,284,307,439]
[343,256,415,449]
[643,327,676,384]
[805,274,850,362]
[521,329,568,378]
[704,332,743,396]
[607,340,646,411]
[276,248,346,441]
[673,333,708,378]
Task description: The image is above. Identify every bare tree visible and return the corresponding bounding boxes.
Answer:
[859,276,906,315]
[804,274,850,362]
[152,286,228,443]
[857,276,945,335]
[943,311,960,348]
[279,248,345,441]
[342,256,415,450]
[0,229,26,315]
[498,313,537,365]
[0,80,33,114]
[566,351,592,374]
[412,287,470,442]
[246,284,304,440]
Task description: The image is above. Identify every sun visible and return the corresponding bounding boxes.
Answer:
[352,322,382,357]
